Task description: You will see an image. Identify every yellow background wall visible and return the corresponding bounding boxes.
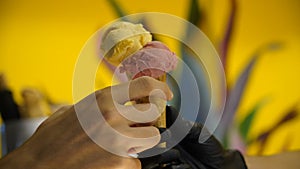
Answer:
[1,0,300,156]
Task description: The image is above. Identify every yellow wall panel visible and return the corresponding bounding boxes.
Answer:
[0,0,300,156]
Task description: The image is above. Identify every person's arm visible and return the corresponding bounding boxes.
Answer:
[0,77,173,169]
[245,151,300,169]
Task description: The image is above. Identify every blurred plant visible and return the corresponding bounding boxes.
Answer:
[238,98,268,142]
[247,106,298,155]
[219,0,237,72]
[217,42,282,142]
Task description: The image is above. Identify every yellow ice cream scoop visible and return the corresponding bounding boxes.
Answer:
[100,21,152,66]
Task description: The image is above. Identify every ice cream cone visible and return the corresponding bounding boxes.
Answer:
[133,73,167,148]
[135,73,167,129]
[101,22,178,148]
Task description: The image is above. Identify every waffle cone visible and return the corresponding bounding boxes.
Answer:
[135,74,166,128]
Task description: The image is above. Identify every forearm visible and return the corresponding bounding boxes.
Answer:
[0,143,42,169]
[245,151,300,169]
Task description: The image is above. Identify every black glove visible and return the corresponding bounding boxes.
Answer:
[140,106,247,169]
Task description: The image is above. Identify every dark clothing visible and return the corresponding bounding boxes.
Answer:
[0,90,20,121]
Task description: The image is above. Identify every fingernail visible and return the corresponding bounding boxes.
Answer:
[128,153,139,158]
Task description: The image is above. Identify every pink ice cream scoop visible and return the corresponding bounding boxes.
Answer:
[119,41,178,79]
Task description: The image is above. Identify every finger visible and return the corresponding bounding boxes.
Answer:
[93,88,167,124]
[117,103,161,124]
[85,124,160,158]
[149,96,166,116]
[124,126,161,154]
[129,77,173,101]
[110,76,173,104]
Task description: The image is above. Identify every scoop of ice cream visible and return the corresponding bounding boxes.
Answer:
[119,41,178,79]
[100,21,152,66]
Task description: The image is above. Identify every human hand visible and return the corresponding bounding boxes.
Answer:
[168,106,247,169]
[141,106,247,169]
[0,76,173,169]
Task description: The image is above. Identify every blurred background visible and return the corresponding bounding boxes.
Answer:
[1,0,300,157]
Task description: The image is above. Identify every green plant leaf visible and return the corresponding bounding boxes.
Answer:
[215,42,282,141]
[219,0,237,69]
[187,0,201,26]
[255,108,298,155]
[215,54,258,141]
[239,98,268,142]
[107,0,126,18]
